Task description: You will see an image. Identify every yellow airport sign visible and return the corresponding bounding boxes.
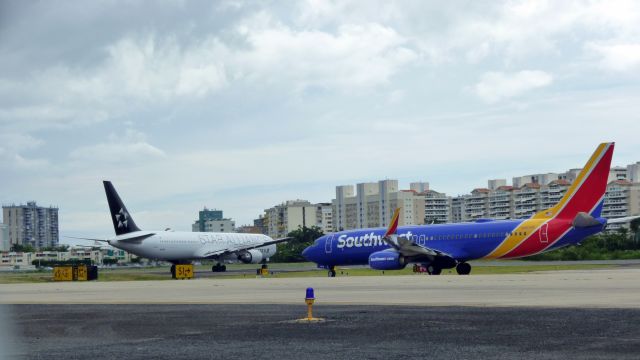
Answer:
[174,264,194,279]
[75,265,88,281]
[53,266,73,281]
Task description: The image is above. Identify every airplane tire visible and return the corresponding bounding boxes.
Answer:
[221,265,227,272]
[427,265,441,275]
[328,270,336,277]
[170,265,176,277]
[456,262,471,275]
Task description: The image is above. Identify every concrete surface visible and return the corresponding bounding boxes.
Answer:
[1,268,640,308]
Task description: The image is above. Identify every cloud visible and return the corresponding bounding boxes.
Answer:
[473,70,553,103]
[69,129,165,163]
[587,43,640,72]
[236,16,417,91]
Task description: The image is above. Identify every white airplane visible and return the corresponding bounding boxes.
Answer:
[75,181,290,276]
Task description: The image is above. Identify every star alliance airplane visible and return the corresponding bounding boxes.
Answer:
[303,143,639,277]
[76,181,290,276]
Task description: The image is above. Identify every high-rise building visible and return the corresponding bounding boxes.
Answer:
[191,207,235,233]
[2,202,58,250]
[602,181,640,231]
[315,203,334,234]
[331,180,425,231]
[264,200,324,239]
[0,224,9,252]
[424,190,451,224]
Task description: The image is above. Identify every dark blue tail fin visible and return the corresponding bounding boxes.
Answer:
[103,181,141,235]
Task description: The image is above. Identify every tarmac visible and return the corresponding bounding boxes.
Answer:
[2,268,640,307]
[2,268,640,359]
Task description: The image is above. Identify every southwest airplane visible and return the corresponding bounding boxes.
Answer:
[303,143,638,277]
[76,181,289,276]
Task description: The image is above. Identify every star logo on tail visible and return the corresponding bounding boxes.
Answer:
[115,208,129,229]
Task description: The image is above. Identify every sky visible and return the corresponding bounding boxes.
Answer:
[1,0,640,242]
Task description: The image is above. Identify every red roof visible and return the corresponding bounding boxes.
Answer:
[520,183,541,189]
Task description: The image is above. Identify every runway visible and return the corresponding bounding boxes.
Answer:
[3,268,640,359]
[1,268,640,307]
[6,304,640,359]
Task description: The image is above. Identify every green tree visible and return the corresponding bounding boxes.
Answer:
[11,244,35,252]
[271,226,324,263]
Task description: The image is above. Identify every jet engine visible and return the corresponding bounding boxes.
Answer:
[238,249,264,264]
[368,250,406,270]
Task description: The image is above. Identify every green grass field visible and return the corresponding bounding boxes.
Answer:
[0,262,618,284]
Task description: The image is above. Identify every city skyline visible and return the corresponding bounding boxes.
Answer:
[1,1,639,241]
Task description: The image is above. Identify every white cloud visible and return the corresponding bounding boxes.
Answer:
[587,43,640,72]
[236,17,417,91]
[473,70,553,103]
[69,129,165,163]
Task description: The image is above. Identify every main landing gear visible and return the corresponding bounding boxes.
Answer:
[426,264,442,275]
[328,266,336,277]
[212,263,227,272]
[456,262,471,275]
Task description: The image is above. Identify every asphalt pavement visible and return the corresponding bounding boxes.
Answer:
[6,304,640,360]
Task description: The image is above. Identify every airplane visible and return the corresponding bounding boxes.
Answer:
[302,142,640,277]
[73,181,290,276]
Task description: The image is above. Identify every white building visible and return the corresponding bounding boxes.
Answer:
[424,190,451,224]
[602,181,640,231]
[2,202,59,249]
[332,180,425,231]
[0,224,9,252]
[264,200,323,239]
[192,219,235,233]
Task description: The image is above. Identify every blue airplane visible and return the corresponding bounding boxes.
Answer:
[302,143,639,277]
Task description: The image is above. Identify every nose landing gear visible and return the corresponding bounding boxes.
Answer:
[328,266,336,277]
[212,263,227,272]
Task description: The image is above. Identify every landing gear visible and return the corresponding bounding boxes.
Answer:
[427,264,442,275]
[212,263,227,272]
[170,264,176,277]
[456,262,471,275]
[257,262,268,275]
[328,266,336,277]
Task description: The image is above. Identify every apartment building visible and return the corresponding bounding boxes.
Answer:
[602,180,640,230]
[264,200,325,239]
[2,202,59,250]
[332,180,426,231]
[424,190,451,224]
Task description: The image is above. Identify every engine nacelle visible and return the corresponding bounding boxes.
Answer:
[238,249,264,264]
[368,250,406,270]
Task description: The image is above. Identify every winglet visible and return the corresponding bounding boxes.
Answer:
[384,208,401,237]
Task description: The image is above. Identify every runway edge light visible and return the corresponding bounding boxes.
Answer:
[297,287,324,322]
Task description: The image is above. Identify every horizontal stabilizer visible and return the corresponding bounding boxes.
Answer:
[607,215,640,225]
[572,212,602,228]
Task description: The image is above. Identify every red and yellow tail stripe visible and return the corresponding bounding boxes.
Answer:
[384,208,401,237]
[485,142,614,259]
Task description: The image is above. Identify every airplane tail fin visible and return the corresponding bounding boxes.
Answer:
[103,181,141,235]
[384,208,401,237]
[533,142,614,221]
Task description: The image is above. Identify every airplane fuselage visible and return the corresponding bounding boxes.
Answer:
[109,231,276,262]
[303,217,606,267]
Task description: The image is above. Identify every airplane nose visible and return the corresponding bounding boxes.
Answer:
[302,245,314,261]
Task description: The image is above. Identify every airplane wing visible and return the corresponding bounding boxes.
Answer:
[195,237,293,259]
[382,208,454,262]
[65,236,110,243]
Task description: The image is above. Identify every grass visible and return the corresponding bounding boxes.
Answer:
[0,262,618,283]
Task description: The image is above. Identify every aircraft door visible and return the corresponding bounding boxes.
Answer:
[325,234,334,253]
[539,223,549,244]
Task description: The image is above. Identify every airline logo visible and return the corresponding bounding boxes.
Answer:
[115,208,129,229]
[337,231,415,249]
[384,208,400,237]
[485,142,614,259]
